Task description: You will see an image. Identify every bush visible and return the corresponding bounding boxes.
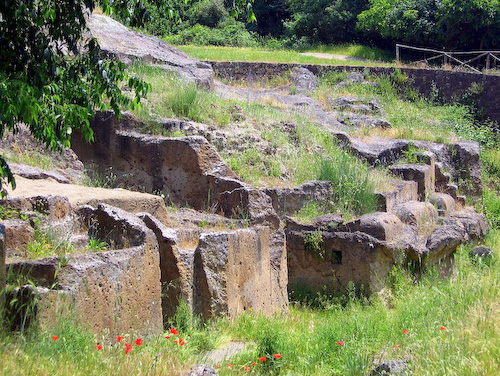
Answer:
[189,0,228,28]
[165,22,259,47]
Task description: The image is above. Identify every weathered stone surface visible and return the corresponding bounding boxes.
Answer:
[331,97,382,115]
[290,67,318,94]
[312,213,344,229]
[263,180,333,219]
[187,365,219,376]
[9,163,70,184]
[443,209,489,240]
[87,14,214,89]
[429,193,456,216]
[219,187,280,229]
[71,110,241,212]
[450,141,483,197]
[424,224,467,264]
[469,245,494,261]
[338,114,391,129]
[370,360,408,376]
[389,164,434,200]
[139,213,195,319]
[193,226,287,318]
[339,212,403,243]
[7,176,170,224]
[392,201,438,229]
[287,226,393,294]
[1,220,35,258]
[7,204,163,339]
[204,341,249,364]
[376,181,418,212]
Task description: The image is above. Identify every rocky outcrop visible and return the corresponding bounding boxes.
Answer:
[139,211,288,320]
[71,111,242,211]
[6,204,163,338]
[87,14,214,89]
[290,67,318,94]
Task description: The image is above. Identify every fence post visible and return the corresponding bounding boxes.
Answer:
[396,45,400,63]
[486,54,491,70]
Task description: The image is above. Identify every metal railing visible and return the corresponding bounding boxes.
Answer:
[396,44,500,73]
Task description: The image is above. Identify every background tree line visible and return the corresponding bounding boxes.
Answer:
[141,0,500,50]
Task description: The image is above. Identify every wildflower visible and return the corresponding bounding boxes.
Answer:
[441,270,445,274]
[215,365,220,369]
[252,362,257,366]
[245,366,251,371]
[135,338,143,346]
[170,327,179,335]
[337,341,345,346]
[165,336,171,339]
[402,330,409,335]
[51,336,59,341]
[258,356,267,362]
[125,343,132,354]
[95,345,103,350]
[178,339,185,346]
[228,363,234,368]
[440,326,447,331]
[252,119,256,122]
[393,345,401,349]
[273,353,282,359]
[117,336,125,342]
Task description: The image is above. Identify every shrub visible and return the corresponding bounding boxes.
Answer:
[189,0,228,28]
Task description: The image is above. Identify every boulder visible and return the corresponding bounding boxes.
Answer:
[8,163,70,184]
[338,114,391,129]
[1,219,35,258]
[331,97,383,115]
[339,212,403,243]
[443,209,489,240]
[469,246,494,262]
[429,193,456,216]
[87,14,214,89]
[370,360,408,376]
[393,201,438,229]
[290,67,319,94]
[376,180,418,213]
[187,365,219,376]
[424,224,467,264]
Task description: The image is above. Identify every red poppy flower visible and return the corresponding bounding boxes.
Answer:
[125,343,132,354]
[51,336,59,341]
[440,326,447,331]
[273,353,282,359]
[165,336,171,339]
[245,366,251,371]
[252,119,256,122]
[178,339,185,346]
[170,327,179,335]
[228,363,234,368]
[215,365,220,369]
[393,345,401,349]
[402,330,409,335]
[441,270,445,274]
[252,362,257,366]
[337,341,345,346]
[135,338,143,346]
[95,345,103,350]
[117,336,124,342]
[259,356,267,362]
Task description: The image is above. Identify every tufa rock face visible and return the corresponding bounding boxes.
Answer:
[7,204,163,339]
[87,14,214,89]
[71,111,241,211]
[290,67,319,94]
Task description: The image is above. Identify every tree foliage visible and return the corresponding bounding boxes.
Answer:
[0,0,255,196]
[357,0,500,49]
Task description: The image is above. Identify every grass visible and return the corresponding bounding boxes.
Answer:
[176,45,393,67]
[1,230,499,375]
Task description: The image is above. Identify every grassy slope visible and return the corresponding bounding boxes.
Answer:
[2,47,500,375]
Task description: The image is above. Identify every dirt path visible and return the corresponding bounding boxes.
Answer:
[300,52,372,62]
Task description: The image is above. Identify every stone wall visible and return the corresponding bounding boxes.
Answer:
[209,61,500,125]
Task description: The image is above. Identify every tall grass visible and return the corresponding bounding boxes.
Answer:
[4,233,495,375]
